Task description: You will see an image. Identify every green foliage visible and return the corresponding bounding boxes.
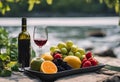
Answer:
[0,67,12,77]
[0,0,119,15]
[0,27,36,77]
[99,0,119,13]
[0,27,18,77]
[0,27,18,61]
[0,27,8,48]
[28,0,41,11]
[0,0,53,15]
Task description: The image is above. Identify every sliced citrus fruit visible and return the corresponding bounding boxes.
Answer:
[41,61,57,74]
[41,52,53,61]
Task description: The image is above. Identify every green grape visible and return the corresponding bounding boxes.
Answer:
[53,49,61,53]
[66,40,73,48]
[68,51,74,56]
[61,47,68,54]
[57,42,67,49]
[75,52,81,58]
[77,48,85,55]
[62,55,67,58]
[80,55,85,61]
[50,46,57,52]
[71,45,78,53]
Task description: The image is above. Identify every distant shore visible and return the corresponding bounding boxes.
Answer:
[0,17,119,26]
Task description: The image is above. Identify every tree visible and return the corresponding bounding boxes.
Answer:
[0,0,53,15]
[0,0,119,15]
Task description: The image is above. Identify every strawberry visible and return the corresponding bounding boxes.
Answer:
[81,57,87,65]
[88,57,98,66]
[82,60,92,68]
[85,51,92,59]
[52,52,61,57]
[54,53,62,59]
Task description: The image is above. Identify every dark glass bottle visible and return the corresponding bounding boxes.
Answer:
[18,18,31,71]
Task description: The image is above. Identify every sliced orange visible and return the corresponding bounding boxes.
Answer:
[41,61,57,74]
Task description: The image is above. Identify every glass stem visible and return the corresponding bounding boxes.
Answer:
[36,47,43,57]
[39,47,42,57]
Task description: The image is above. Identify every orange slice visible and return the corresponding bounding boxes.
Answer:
[41,61,58,74]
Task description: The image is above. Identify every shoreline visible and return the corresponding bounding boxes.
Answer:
[0,17,119,26]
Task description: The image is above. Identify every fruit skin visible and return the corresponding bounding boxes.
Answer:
[30,57,44,71]
[75,52,81,58]
[63,56,81,69]
[71,45,78,53]
[52,49,61,56]
[54,53,62,59]
[85,51,92,59]
[68,51,74,56]
[61,47,68,54]
[77,48,85,55]
[41,61,58,74]
[41,52,53,61]
[53,59,72,72]
[66,40,73,48]
[57,42,67,50]
[88,57,98,66]
[50,46,58,52]
[52,51,61,57]
[80,55,85,61]
[81,57,87,65]
[66,40,73,50]
[82,60,92,68]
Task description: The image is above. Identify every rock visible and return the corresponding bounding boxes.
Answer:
[77,40,94,51]
[87,30,106,37]
[103,74,120,82]
[114,47,120,58]
[93,46,116,57]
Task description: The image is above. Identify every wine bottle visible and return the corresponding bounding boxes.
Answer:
[18,18,31,71]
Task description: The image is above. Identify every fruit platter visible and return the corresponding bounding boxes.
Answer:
[25,40,105,81]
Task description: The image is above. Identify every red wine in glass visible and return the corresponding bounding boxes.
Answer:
[33,26,48,56]
[34,39,47,47]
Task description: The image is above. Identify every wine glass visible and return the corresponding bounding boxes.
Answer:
[33,25,48,56]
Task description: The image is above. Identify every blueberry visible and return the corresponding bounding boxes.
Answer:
[53,59,63,66]
[57,66,65,72]
[61,62,72,70]
[56,58,63,64]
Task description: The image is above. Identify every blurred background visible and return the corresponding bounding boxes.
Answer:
[0,0,119,17]
[0,0,120,58]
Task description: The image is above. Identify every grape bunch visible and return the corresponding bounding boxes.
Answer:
[50,40,86,60]
[52,59,72,72]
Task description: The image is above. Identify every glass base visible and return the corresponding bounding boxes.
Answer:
[18,67,25,72]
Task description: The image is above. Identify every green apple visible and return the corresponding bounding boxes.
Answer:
[30,57,44,71]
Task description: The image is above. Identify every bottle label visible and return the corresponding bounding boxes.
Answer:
[18,39,30,67]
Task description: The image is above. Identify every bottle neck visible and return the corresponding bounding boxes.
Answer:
[22,18,27,32]
[22,25,27,32]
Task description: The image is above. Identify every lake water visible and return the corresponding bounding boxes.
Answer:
[0,17,120,58]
